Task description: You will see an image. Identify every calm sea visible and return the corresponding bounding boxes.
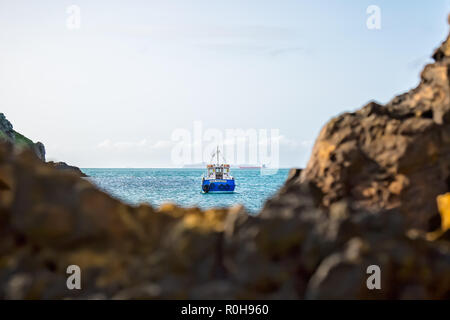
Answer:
[82,168,289,212]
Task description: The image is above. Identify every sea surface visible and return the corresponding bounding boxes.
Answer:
[82,168,290,212]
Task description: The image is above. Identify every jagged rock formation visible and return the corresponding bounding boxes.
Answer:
[1,20,450,300]
[284,32,450,232]
[0,113,14,141]
[0,113,86,176]
[33,142,46,163]
[47,161,88,177]
[0,113,46,161]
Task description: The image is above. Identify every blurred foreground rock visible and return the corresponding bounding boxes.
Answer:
[1,20,450,300]
[0,146,448,299]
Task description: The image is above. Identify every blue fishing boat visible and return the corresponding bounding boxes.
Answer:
[201,146,235,193]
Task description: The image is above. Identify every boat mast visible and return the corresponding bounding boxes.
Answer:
[216,145,219,165]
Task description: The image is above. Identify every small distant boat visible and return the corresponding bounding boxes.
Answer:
[201,146,235,193]
[239,164,266,169]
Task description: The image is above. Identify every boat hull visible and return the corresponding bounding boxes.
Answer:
[202,179,235,193]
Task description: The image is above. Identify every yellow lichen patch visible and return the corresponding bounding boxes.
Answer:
[442,37,450,57]
[158,202,177,212]
[388,174,409,195]
[426,193,450,241]
[66,249,127,288]
[317,141,336,161]
[413,85,434,103]
[362,186,377,197]
[228,204,247,215]
[67,249,113,270]
[158,203,229,232]
[159,202,186,218]
[437,193,450,231]
[183,209,228,232]
[313,140,336,176]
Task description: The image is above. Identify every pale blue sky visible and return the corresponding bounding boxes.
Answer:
[0,1,449,167]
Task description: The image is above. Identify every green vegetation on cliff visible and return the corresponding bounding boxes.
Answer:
[0,130,8,141]
[13,131,35,149]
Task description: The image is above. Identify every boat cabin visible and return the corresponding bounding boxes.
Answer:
[206,164,231,180]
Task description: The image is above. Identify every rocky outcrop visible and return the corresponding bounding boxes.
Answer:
[0,113,14,141]
[0,113,46,161]
[269,31,450,232]
[47,161,87,177]
[1,19,450,300]
[33,142,46,162]
[0,113,82,171]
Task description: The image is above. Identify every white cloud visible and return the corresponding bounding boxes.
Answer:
[150,140,173,149]
[97,139,111,148]
[97,138,174,150]
[113,139,147,148]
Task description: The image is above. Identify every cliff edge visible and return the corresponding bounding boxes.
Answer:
[0,113,46,161]
[0,113,86,177]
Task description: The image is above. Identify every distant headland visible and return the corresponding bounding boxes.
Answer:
[0,113,86,177]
